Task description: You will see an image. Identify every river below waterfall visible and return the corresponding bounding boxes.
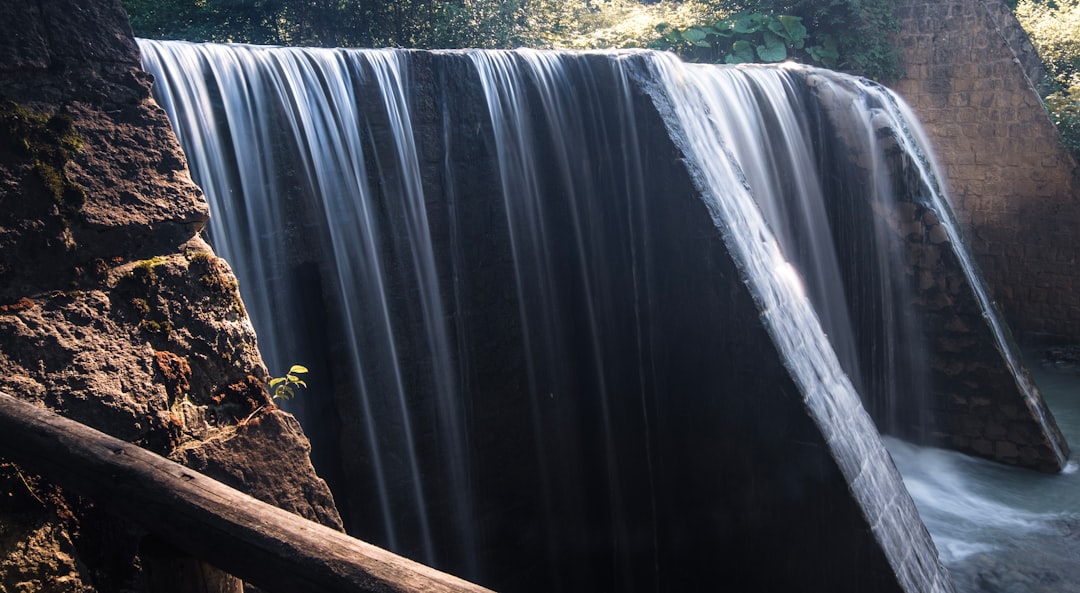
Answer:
[887,350,1080,593]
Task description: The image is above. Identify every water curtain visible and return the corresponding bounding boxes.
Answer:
[138,39,1033,592]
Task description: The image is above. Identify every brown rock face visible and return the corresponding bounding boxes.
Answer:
[0,0,341,589]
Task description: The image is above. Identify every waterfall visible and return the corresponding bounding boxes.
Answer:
[140,41,475,568]
[846,82,1071,468]
[635,53,951,593]
[137,39,1054,592]
[646,61,929,436]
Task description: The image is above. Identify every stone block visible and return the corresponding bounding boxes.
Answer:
[994,440,1019,458]
[985,420,1008,439]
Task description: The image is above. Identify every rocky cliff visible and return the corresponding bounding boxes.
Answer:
[0,1,341,590]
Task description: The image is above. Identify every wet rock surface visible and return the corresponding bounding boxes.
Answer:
[949,519,1080,593]
[1039,346,1080,374]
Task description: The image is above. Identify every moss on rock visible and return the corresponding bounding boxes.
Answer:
[0,101,86,218]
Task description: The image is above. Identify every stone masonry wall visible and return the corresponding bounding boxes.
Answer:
[891,0,1080,341]
[804,71,1069,471]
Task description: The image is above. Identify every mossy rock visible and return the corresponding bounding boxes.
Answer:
[0,101,86,216]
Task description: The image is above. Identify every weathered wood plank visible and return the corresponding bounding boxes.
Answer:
[0,391,494,593]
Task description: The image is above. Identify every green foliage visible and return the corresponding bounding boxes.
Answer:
[1015,0,1080,161]
[801,0,899,78]
[123,0,708,50]
[1045,78,1080,159]
[677,0,901,79]
[122,0,346,46]
[122,0,526,48]
[122,0,901,79]
[522,0,709,50]
[269,364,308,401]
[131,297,151,315]
[654,11,840,67]
[139,318,173,337]
[423,1,524,48]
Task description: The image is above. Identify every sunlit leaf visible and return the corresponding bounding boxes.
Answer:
[777,15,807,43]
[727,39,755,63]
[681,27,707,43]
[757,43,787,62]
[756,32,787,62]
[767,19,790,40]
[732,14,763,34]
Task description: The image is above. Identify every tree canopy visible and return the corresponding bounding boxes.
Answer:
[122,0,901,79]
[1014,0,1080,161]
[122,0,527,48]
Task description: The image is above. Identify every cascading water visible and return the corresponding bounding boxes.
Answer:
[139,41,476,569]
[830,72,1069,468]
[862,87,1072,468]
[634,52,954,593]
[660,63,864,388]
[649,61,930,439]
[136,38,1071,592]
[647,57,1068,468]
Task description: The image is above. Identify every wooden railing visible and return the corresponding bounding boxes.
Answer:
[0,392,494,593]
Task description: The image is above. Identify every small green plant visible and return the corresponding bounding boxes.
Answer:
[269,365,308,401]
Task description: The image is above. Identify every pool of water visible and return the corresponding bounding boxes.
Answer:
[885,351,1080,593]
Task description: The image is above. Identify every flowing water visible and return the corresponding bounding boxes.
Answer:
[887,356,1080,593]
[140,41,471,565]
[135,40,1056,592]
[644,60,932,439]
[635,54,951,592]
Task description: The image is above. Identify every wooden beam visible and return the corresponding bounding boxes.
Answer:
[0,392,495,593]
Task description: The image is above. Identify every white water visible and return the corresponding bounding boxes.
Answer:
[463,49,954,590]
[671,63,864,389]
[139,40,478,568]
[469,51,606,573]
[662,62,936,438]
[888,358,1080,592]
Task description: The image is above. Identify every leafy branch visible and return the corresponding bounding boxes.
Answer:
[269,365,309,401]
